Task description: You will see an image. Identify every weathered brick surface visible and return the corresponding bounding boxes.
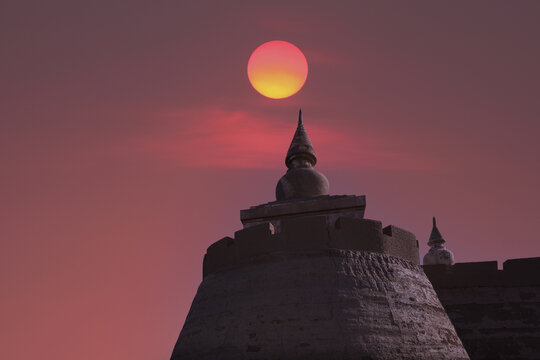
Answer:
[434,287,540,360]
[172,250,469,360]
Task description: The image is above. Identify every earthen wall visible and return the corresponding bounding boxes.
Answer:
[424,258,540,360]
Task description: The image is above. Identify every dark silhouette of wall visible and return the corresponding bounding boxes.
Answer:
[424,257,540,360]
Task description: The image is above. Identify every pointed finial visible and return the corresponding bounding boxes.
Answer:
[428,216,444,246]
[285,109,316,169]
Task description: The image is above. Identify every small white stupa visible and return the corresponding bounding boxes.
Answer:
[423,217,454,265]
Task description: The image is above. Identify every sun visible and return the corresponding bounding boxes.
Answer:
[247,40,308,99]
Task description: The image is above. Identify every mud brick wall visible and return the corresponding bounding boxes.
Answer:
[174,250,468,360]
[424,258,540,360]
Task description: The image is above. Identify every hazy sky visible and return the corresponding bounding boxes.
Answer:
[2,1,540,359]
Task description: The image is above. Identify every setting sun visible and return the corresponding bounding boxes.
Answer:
[247,40,308,99]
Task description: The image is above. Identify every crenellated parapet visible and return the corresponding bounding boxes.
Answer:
[203,211,419,278]
[423,257,540,288]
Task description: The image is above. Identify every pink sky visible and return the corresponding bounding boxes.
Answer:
[1,1,540,359]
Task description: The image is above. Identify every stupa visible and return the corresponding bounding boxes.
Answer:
[423,217,455,266]
[170,110,469,360]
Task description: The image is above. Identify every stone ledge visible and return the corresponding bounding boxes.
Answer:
[240,195,366,227]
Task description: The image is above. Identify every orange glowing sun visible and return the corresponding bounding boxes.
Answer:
[247,40,308,99]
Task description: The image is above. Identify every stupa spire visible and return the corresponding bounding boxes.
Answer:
[428,216,445,246]
[285,109,317,169]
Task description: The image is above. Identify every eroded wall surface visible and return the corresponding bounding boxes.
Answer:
[173,250,468,360]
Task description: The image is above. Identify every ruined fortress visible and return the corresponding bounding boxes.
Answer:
[171,110,540,360]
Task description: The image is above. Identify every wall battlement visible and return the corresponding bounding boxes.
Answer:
[203,215,419,277]
[423,257,540,288]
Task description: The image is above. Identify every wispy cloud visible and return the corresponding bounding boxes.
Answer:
[304,48,351,66]
[129,107,430,170]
